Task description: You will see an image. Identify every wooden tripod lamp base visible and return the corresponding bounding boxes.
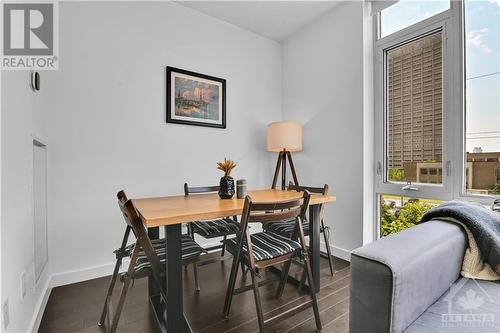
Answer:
[267,122,302,190]
[272,149,299,190]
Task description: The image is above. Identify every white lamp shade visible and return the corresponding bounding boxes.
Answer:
[267,122,302,152]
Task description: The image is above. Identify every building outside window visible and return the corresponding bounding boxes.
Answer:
[386,31,443,185]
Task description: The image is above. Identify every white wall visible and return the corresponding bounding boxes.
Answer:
[45,1,282,276]
[1,1,282,332]
[282,1,367,256]
[1,70,51,332]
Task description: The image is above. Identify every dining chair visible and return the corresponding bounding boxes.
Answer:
[184,183,240,256]
[222,191,322,332]
[264,182,335,275]
[98,191,203,332]
[97,190,130,327]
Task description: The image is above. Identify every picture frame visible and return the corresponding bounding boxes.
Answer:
[166,66,226,129]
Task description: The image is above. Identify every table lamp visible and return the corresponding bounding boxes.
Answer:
[267,121,302,190]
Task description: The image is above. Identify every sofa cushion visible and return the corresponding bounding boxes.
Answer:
[404,278,500,332]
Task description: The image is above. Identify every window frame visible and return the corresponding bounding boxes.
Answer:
[378,0,452,39]
[457,0,500,203]
[374,5,458,202]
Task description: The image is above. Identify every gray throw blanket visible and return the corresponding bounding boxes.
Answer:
[421,201,500,276]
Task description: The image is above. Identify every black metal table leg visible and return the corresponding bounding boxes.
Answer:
[165,224,185,332]
[309,205,321,293]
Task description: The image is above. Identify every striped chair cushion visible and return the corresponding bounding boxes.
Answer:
[264,219,309,238]
[132,235,203,272]
[191,218,239,238]
[224,232,301,262]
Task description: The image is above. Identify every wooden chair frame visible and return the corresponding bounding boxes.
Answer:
[100,192,195,333]
[288,182,335,276]
[222,191,322,332]
[98,191,130,327]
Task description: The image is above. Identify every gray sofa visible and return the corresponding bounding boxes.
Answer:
[349,220,500,333]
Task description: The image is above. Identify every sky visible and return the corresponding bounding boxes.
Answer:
[464,0,500,152]
[382,0,500,153]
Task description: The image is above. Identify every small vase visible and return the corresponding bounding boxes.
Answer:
[219,175,235,199]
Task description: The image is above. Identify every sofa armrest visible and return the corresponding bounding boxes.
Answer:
[350,254,393,333]
[349,220,467,333]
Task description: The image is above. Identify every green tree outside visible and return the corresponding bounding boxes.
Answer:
[491,181,500,195]
[388,168,405,182]
[380,199,435,237]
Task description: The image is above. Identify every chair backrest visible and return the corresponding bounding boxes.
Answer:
[237,191,311,266]
[244,194,309,225]
[184,183,220,195]
[288,182,328,196]
[117,197,165,292]
[244,190,310,225]
[116,190,132,251]
[288,182,328,223]
[117,190,128,203]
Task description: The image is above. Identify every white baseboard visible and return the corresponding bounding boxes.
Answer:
[320,241,351,262]
[331,245,352,262]
[49,262,120,288]
[28,278,51,333]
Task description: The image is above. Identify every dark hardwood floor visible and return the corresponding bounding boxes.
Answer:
[38,253,350,333]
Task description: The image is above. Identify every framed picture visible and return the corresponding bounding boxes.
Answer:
[166,66,226,128]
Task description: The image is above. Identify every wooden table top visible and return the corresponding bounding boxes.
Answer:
[133,189,336,228]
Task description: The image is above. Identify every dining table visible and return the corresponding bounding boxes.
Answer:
[132,188,336,332]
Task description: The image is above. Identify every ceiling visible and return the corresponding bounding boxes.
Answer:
[176,1,341,42]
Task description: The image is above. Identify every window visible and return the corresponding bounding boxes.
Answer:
[464,0,500,196]
[384,29,445,189]
[375,2,454,200]
[374,0,457,238]
[380,0,450,38]
[374,1,498,240]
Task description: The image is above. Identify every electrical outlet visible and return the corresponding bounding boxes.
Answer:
[20,271,27,300]
[2,299,10,330]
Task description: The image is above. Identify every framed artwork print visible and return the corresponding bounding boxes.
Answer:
[166,66,226,128]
